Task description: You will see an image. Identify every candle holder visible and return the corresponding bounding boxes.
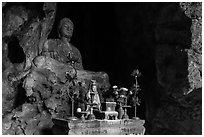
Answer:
[131,69,141,120]
[67,91,78,121]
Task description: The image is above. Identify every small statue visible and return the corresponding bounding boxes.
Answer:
[41,18,83,70]
[86,80,101,120]
[87,80,101,110]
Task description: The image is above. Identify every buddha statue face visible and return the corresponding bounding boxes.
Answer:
[58,18,74,40]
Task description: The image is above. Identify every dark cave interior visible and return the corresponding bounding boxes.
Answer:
[3,2,202,135]
[13,82,27,109]
[7,36,26,64]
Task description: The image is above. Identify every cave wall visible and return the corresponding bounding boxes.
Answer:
[2,3,57,134]
[151,2,202,134]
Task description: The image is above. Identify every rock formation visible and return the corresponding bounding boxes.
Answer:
[2,3,57,134]
[151,2,202,134]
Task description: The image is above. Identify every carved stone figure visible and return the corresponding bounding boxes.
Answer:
[41,18,83,70]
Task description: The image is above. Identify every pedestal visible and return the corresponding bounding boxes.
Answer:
[52,118,145,135]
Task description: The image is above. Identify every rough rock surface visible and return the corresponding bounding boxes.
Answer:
[2,2,57,135]
[152,2,202,134]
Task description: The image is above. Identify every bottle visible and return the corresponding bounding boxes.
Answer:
[117,102,124,119]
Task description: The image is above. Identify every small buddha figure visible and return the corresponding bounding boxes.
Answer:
[41,18,83,70]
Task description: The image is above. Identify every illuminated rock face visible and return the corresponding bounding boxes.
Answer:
[151,2,202,135]
[2,3,57,135]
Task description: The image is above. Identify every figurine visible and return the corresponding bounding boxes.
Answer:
[86,80,101,120]
[86,80,101,110]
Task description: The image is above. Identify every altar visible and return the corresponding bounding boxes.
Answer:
[51,69,145,135]
[52,118,145,135]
